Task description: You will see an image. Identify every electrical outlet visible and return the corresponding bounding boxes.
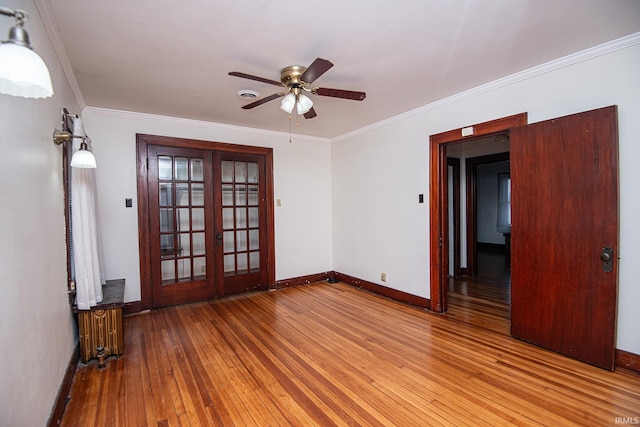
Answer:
[381,272,387,282]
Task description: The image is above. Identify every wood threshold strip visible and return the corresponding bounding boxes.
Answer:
[60,282,639,426]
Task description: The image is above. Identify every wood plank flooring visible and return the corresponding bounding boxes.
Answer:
[61,281,640,426]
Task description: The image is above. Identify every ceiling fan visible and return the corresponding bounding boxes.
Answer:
[229,57,366,119]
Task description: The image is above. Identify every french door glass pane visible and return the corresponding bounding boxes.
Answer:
[248,185,259,205]
[191,183,204,206]
[236,231,247,252]
[247,163,258,183]
[237,253,248,273]
[222,184,233,206]
[235,162,246,183]
[177,258,191,281]
[193,257,206,277]
[160,209,174,232]
[161,260,175,282]
[178,233,190,256]
[221,161,233,182]
[175,157,188,180]
[249,230,259,250]
[192,208,204,231]
[193,232,205,256]
[158,156,172,180]
[176,183,189,206]
[250,252,259,271]
[248,208,259,228]
[235,208,246,228]
[159,183,173,206]
[223,231,235,253]
[176,208,190,231]
[191,158,203,181]
[222,208,234,229]
[235,185,246,205]
[224,254,235,273]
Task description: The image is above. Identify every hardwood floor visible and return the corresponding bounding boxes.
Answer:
[447,246,511,335]
[61,281,639,426]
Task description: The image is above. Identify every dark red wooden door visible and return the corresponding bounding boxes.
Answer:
[510,106,618,370]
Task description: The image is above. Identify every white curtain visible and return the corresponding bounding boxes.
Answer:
[72,117,105,309]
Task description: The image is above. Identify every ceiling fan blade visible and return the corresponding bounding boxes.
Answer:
[229,71,282,86]
[315,87,366,101]
[303,107,317,119]
[300,58,334,84]
[241,93,284,109]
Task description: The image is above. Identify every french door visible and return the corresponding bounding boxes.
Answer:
[216,152,268,296]
[139,135,273,308]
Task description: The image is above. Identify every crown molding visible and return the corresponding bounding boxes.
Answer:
[83,107,332,143]
[35,0,86,110]
[333,32,640,142]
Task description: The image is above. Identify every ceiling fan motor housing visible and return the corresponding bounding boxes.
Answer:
[280,65,307,87]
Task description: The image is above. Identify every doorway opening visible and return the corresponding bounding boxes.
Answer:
[447,142,511,332]
[428,113,527,314]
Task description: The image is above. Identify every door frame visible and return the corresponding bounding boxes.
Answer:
[465,152,510,277]
[429,113,527,313]
[446,157,461,277]
[136,133,276,310]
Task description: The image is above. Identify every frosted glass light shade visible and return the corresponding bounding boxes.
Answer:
[296,94,313,115]
[0,42,53,99]
[280,93,296,113]
[71,146,97,169]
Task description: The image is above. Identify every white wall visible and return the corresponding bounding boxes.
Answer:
[331,38,640,355]
[82,110,334,303]
[0,0,79,425]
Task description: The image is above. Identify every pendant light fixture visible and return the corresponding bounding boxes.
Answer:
[0,6,53,99]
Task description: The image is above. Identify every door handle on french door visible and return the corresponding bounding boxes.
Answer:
[216,233,222,241]
[601,247,613,272]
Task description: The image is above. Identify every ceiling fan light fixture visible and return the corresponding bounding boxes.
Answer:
[296,94,313,115]
[280,92,295,114]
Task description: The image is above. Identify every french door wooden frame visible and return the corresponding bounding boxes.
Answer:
[429,113,528,313]
[136,134,275,310]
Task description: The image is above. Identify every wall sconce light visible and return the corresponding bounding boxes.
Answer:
[0,6,53,98]
[53,130,97,168]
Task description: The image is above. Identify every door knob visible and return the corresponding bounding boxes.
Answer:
[601,247,613,273]
[216,233,222,240]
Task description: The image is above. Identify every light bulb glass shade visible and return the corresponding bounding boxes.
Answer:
[70,146,97,169]
[280,93,296,114]
[0,42,53,99]
[296,94,313,115]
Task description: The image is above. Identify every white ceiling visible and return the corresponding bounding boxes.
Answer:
[44,0,640,139]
